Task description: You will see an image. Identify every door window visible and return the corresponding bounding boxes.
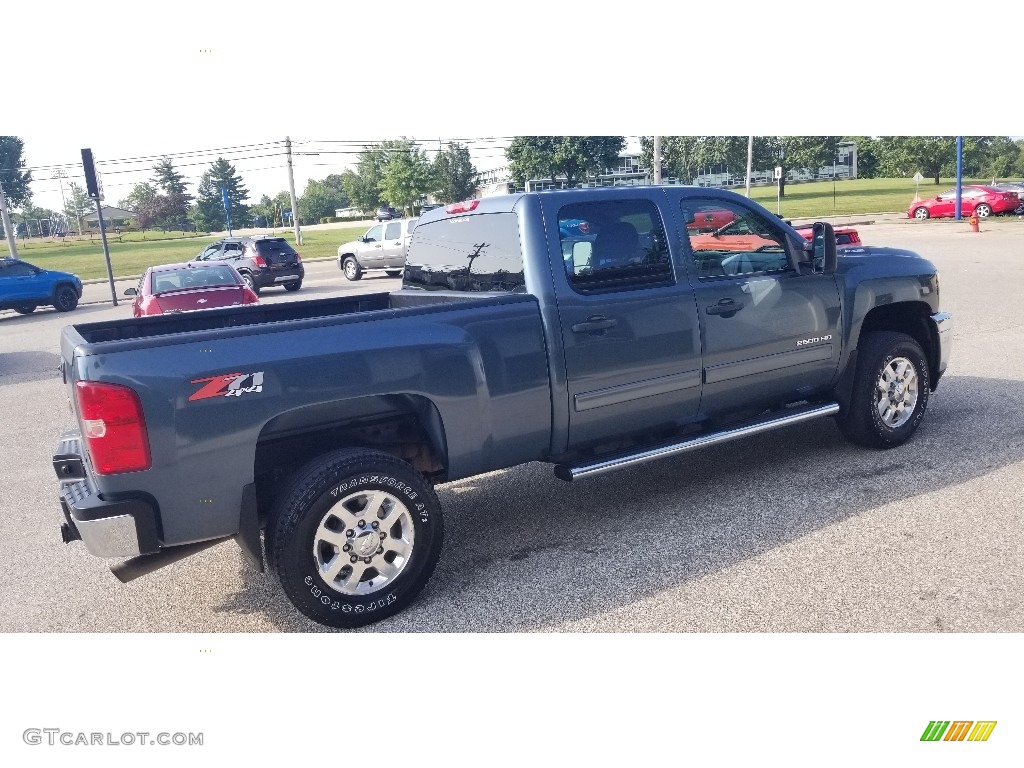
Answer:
[364,225,383,242]
[384,222,401,240]
[681,199,792,279]
[1,260,35,277]
[558,198,673,294]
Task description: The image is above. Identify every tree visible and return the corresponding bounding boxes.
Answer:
[119,182,159,226]
[341,144,395,214]
[151,156,192,226]
[759,136,832,196]
[63,181,92,226]
[844,136,880,178]
[505,136,625,187]
[380,140,434,214]
[0,136,33,208]
[432,142,478,202]
[191,158,249,232]
[299,174,349,222]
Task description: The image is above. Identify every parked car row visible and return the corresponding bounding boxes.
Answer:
[908,184,1022,219]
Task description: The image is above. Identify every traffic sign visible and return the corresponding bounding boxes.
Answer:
[774,166,783,181]
[913,172,924,184]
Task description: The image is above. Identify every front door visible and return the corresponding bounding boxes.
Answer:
[545,191,704,451]
[360,224,385,269]
[380,221,405,267]
[668,193,842,418]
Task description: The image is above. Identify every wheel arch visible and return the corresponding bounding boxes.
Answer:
[855,301,939,389]
[252,394,449,527]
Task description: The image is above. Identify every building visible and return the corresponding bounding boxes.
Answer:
[82,206,136,230]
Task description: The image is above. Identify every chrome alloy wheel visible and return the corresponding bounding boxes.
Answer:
[344,259,358,280]
[876,356,919,428]
[313,490,416,596]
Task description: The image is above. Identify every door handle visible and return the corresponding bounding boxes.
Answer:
[706,299,745,316]
[572,315,618,333]
[373,244,382,248]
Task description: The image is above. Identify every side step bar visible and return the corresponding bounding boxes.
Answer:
[110,536,232,583]
[553,402,840,482]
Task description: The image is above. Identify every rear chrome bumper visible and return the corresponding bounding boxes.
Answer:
[54,433,159,558]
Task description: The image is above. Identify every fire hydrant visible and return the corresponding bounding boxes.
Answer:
[970,215,980,232]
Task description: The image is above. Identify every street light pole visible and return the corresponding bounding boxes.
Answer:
[286,136,302,246]
[0,181,19,258]
[652,136,662,184]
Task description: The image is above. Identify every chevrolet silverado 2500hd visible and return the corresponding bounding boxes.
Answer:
[53,186,951,628]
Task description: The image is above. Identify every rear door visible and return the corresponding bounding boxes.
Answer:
[545,190,704,450]
[668,192,842,418]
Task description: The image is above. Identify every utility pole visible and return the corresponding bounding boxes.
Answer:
[0,181,19,259]
[745,135,754,197]
[286,136,302,245]
[652,136,662,184]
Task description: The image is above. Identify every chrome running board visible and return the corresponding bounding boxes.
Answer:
[553,402,840,482]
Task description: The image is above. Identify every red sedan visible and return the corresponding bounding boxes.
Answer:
[125,262,259,317]
[795,225,862,247]
[908,185,1019,220]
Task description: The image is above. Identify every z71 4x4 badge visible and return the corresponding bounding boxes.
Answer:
[189,371,265,401]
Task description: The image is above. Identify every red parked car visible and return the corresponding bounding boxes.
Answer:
[908,185,1020,220]
[795,225,862,247]
[125,262,259,317]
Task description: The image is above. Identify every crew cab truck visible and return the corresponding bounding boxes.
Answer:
[52,187,952,629]
[337,218,417,281]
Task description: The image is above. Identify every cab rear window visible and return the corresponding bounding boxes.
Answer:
[254,240,298,259]
[405,213,525,292]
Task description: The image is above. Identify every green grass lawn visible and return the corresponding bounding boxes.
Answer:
[5,177,1012,280]
[8,226,368,281]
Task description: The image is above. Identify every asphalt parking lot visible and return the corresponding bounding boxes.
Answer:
[1,216,1022,633]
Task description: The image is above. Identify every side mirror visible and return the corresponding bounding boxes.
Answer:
[123,288,138,296]
[812,222,837,274]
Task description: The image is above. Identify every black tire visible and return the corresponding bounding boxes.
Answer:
[284,280,302,292]
[241,272,261,296]
[342,257,362,281]
[385,270,404,278]
[913,207,930,220]
[837,331,930,449]
[14,305,37,314]
[268,448,443,629]
[975,203,992,218]
[53,284,79,312]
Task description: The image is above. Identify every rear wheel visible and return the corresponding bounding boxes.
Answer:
[241,272,260,295]
[837,331,930,449]
[53,285,79,312]
[268,448,443,628]
[284,280,302,292]
[913,207,930,219]
[343,257,362,281]
[975,203,992,218]
[14,305,36,314]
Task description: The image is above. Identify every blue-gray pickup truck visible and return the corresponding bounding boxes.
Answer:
[52,187,952,628]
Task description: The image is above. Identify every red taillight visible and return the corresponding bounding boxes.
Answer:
[242,288,260,304]
[252,255,268,268]
[75,381,151,474]
[445,199,480,214]
[295,253,302,263]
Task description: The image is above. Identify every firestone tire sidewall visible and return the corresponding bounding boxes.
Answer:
[273,455,442,629]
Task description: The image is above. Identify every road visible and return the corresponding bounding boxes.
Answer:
[1,217,1022,633]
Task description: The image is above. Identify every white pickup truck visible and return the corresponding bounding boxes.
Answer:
[337,218,418,280]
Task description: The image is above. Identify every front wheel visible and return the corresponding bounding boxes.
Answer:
[267,448,443,628]
[837,331,930,449]
[284,280,302,292]
[913,207,930,220]
[343,257,362,281]
[14,305,37,314]
[975,203,992,218]
[53,285,79,312]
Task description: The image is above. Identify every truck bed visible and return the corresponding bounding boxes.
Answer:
[68,290,497,345]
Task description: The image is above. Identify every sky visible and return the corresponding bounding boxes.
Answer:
[4,1,1020,215]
